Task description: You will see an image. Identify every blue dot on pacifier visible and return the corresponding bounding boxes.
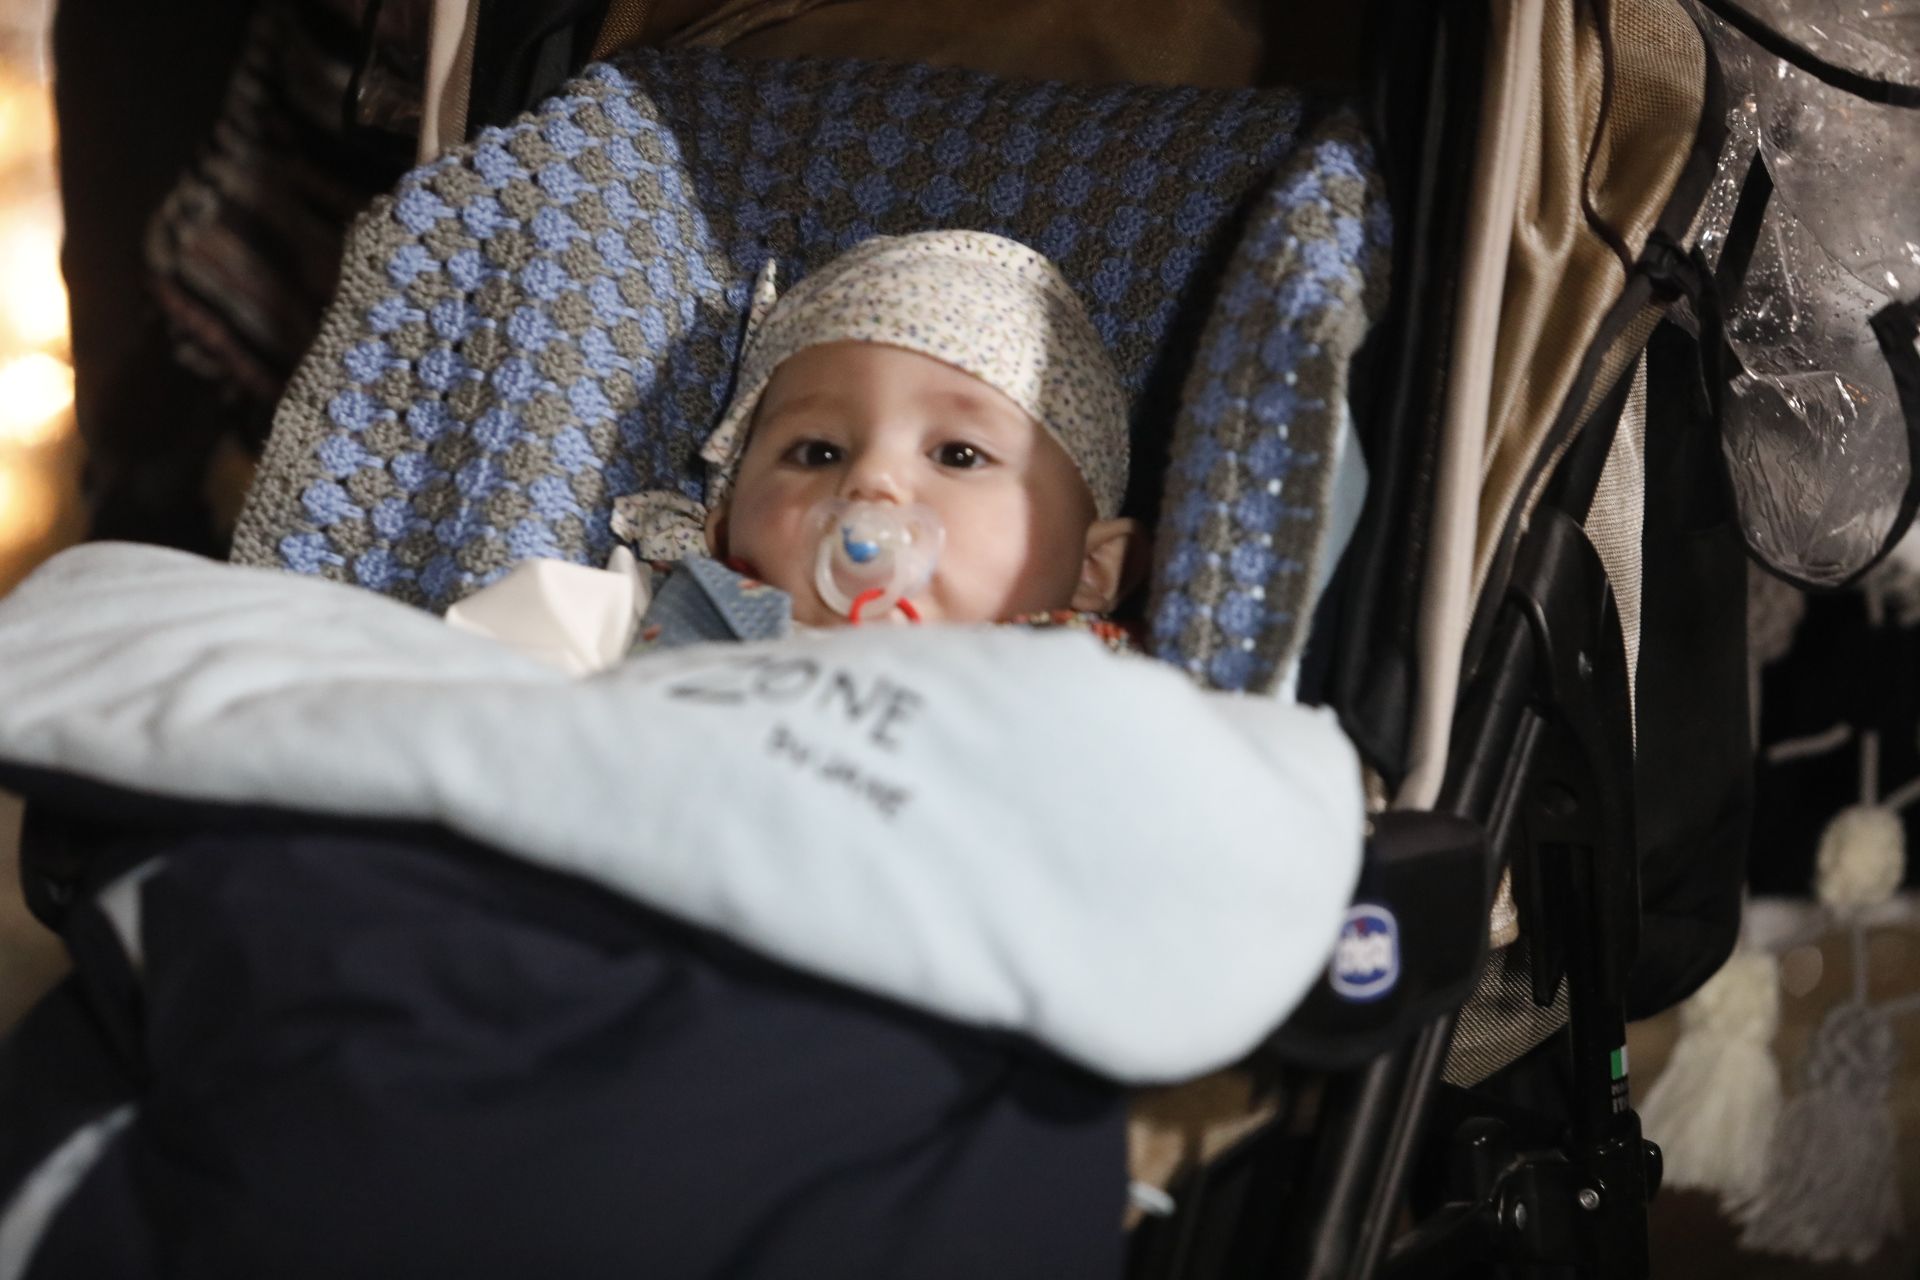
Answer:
[842,529,880,564]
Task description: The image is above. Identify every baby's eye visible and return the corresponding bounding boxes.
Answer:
[932,442,989,470]
[782,439,844,467]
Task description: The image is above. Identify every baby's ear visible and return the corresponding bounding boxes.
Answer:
[1071,518,1146,614]
[703,503,729,558]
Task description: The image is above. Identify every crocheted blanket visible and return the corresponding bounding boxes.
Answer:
[233,47,1388,693]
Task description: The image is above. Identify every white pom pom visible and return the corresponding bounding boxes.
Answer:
[1641,952,1783,1204]
[1815,805,1905,913]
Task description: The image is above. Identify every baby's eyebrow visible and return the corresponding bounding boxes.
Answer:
[925,388,1023,429]
[756,390,848,423]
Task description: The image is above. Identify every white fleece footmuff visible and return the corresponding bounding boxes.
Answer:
[0,544,1364,1083]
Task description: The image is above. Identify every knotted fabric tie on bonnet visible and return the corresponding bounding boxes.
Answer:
[612,230,1131,562]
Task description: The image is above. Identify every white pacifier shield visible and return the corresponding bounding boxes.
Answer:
[811,500,943,619]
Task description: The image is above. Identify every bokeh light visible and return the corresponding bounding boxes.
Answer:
[0,352,73,448]
[0,66,54,175]
[0,462,54,547]
[0,207,66,351]
[0,1,79,580]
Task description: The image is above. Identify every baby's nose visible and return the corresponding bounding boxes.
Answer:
[841,458,905,504]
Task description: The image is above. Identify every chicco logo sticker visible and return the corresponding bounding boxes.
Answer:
[1330,904,1400,1002]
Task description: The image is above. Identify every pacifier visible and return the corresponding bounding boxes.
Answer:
[811,500,943,623]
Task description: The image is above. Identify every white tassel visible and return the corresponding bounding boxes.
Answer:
[1639,951,1782,1204]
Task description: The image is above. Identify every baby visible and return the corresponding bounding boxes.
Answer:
[619,230,1144,644]
[451,231,1144,666]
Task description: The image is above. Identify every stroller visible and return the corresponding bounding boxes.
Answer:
[4,0,1915,1273]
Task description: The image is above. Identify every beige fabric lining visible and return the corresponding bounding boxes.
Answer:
[1487,876,1521,949]
[1125,1069,1277,1225]
[1499,301,1662,625]
[1435,0,1696,937]
[1587,351,1648,732]
[1441,0,1700,1076]
[592,0,658,59]
[420,0,481,163]
[1472,0,1703,600]
[1443,953,1571,1087]
[1396,0,1545,814]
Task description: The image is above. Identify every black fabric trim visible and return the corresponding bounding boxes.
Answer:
[1318,0,1487,780]
[1865,296,1920,572]
[466,0,614,136]
[1625,320,1751,1016]
[0,759,462,843]
[339,0,389,134]
[1259,811,1490,1069]
[1,757,476,930]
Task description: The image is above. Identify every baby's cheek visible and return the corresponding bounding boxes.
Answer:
[940,506,1058,619]
[740,514,808,579]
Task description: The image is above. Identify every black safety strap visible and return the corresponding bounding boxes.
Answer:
[1641,233,1729,423]
[1710,148,1772,307]
[1871,296,1920,565]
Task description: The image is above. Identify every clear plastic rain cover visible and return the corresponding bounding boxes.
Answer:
[1696,2,1920,587]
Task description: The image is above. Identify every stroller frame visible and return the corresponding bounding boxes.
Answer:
[1130,0,1738,1272]
[1129,412,1656,1280]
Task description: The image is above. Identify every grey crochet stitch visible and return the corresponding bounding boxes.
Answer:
[233,47,1388,693]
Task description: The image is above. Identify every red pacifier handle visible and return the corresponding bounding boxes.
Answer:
[848,589,922,625]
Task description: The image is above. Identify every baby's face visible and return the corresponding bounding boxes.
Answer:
[717,341,1104,626]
